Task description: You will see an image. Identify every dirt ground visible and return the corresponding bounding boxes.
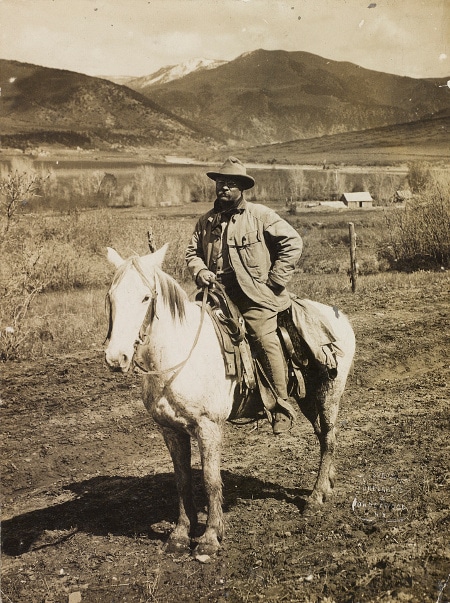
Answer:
[2,274,449,603]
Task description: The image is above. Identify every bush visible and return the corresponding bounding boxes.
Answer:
[0,209,196,359]
[407,161,432,194]
[0,163,49,232]
[119,166,189,208]
[189,172,211,203]
[382,171,450,270]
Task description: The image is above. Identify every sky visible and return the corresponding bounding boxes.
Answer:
[0,0,449,80]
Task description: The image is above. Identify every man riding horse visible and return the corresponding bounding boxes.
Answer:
[185,157,303,434]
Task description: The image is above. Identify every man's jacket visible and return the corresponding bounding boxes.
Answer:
[185,200,303,312]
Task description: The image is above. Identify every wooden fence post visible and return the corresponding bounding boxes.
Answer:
[348,222,357,292]
[147,228,156,253]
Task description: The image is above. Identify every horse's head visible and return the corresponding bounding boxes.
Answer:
[105,244,168,372]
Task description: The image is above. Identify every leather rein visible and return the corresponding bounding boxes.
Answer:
[111,257,208,385]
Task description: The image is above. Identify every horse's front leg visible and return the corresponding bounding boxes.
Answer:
[161,426,197,554]
[194,418,224,558]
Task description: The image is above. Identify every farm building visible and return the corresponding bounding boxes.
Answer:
[340,192,373,208]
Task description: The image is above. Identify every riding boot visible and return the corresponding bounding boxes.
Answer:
[254,332,295,435]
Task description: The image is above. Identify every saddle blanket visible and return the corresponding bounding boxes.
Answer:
[288,294,343,371]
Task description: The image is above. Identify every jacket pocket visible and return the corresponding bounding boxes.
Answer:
[236,230,263,270]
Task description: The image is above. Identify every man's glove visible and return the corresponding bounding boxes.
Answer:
[196,269,216,288]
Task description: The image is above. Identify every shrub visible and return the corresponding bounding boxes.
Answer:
[382,171,450,270]
[0,167,49,232]
[123,166,189,207]
[0,207,199,359]
[189,172,211,203]
[0,238,47,359]
[407,161,432,194]
[366,172,403,205]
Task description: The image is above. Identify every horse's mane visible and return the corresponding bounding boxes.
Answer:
[109,256,187,323]
[154,267,187,323]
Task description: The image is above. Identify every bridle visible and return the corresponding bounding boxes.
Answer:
[104,256,157,345]
[130,257,159,347]
[106,256,208,386]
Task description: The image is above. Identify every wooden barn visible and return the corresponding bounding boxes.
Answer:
[340,192,373,208]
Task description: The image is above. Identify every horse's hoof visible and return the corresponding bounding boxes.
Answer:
[165,537,191,556]
[302,498,323,517]
[193,541,220,559]
[193,552,213,563]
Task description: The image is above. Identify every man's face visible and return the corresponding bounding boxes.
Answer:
[215,178,243,203]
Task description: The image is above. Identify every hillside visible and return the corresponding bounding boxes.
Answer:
[1,54,448,161]
[0,60,218,152]
[241,112,450,165]
[136,49,449,146]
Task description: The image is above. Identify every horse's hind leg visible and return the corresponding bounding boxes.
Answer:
[311,392,339,505]
[298,383,340,507]
[161,427,197,554]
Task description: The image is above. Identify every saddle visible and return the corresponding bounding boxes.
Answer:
[195,286,255,391]
[195,286,319,423]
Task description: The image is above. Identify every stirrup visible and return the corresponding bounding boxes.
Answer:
[275,397,297,422]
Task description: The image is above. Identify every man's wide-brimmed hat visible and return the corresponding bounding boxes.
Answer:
[206,157,255,190]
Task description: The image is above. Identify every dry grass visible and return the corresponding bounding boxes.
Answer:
[9,269,449,363]
[1,195,448,360]
[383,172,450,270]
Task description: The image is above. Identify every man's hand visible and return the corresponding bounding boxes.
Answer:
[266,277,285,295]
[196,269,216,288]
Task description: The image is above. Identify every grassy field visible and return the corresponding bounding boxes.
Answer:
[0,199,443,361]
[1,157,449,361]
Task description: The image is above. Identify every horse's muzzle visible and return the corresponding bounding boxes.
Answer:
[104,351,132,373]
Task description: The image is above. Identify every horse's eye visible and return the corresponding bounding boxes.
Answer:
[142,294,151,303]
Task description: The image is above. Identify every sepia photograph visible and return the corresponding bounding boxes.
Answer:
[1,1,449,601]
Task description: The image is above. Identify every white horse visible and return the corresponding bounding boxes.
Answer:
[105,245,355,558]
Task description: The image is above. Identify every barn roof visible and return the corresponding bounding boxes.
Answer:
[340,192,373,202]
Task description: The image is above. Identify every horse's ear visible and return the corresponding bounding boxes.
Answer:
[139,243,168,272]
[150,243,169,268]
[107,247,125,269]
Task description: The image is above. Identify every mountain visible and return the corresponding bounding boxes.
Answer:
[1,53,448,158]
[0,59,218,151]
[242,112,450,165]
[137,49,450,146]
[126,58,228,89]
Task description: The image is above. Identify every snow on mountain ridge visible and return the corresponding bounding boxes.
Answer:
[131,58,227,88]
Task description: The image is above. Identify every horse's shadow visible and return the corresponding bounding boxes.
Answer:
[2,470,310,557]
